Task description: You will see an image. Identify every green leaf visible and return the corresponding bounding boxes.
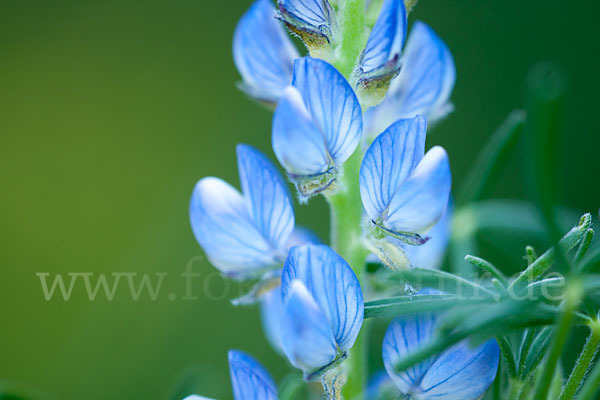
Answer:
[509,214,592,290]
[383,268,497,298]
[497,334,517,377]
[519,327,553,380]
[464,255,508,285]
[458,110,525,205]
[574,228,594,264]
[364,294,488,319]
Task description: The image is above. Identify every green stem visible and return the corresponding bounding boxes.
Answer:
[327,150,370,399]
[533,281,582,400]
[558,320,600,400]
[335,0,366,76]
[576,349,600,400]
[508,379,525,400]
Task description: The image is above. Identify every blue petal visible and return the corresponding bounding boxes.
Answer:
[418,339,499,400]
[281,244,364,350]
[277,0,337,51]
[272,86,331,176]
[260,286,284,354]
[401,201,452,269]
[237,144,295,252]
[382,314,437,394]
[385,146,451,234]
[190,178,280,277]
[278,0,333,29]
[183,396,215,400]
[228,350,278,400]
[233,0,299,103]
[292,58,363,165]
[359,116,427,221]
[365,22,455,135]
[358,0,406,75]
[281,280,337,371]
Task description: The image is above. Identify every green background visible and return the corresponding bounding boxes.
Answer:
[0,0,598,399]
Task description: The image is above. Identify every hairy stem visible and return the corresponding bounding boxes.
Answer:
[533,281,582,399]
[328,150,370,399]
[335,0,366,76]
[558,320,600,400]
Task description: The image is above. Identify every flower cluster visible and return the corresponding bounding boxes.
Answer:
[188,0,499,399]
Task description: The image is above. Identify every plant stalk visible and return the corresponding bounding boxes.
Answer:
[558,320,600,400]
[327,150,369,399]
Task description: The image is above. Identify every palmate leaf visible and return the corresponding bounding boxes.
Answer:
[509,213,592,289]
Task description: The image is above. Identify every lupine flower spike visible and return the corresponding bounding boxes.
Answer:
[360,116,451,269]
[280,244,364,378]
[184,350,278,400]
[189,144,294,279]
[382,314,499,400]
[273,57,363,199]
[233,0,299,104]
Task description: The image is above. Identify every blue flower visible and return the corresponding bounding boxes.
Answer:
[279,244,364,373]
[233,0,299,104]
[259,229,321,354]
[354,0,407,107]
[272,57,363,199]
[365,21,456,135]
[277,0,338,58]
[185,350,278,400]
[360,116,451,247]
[382,314,499,400]
[189,144,294,279]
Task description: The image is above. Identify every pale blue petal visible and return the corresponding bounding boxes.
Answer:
[272,86,330,176]
[292,58,363,165]
[359,116,427,221]
[183,396,215,400]
[278,0,335,34]
[365,22,455,136]
[401,201,452,269]
[233,0,299,103]
[382,314,437,395]
[260,286,284,354]
[281,280,337,371]
[189,178,279,277]
[387,21,456,121]
[358,0,406,75]
[385,146,451,234]
[237,144,294,252]
[228,350,278,400]
[281,244,364,350]
[285,226,322,249]
[418,339,499,400]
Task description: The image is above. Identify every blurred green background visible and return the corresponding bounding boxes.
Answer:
[0,0,598,399]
